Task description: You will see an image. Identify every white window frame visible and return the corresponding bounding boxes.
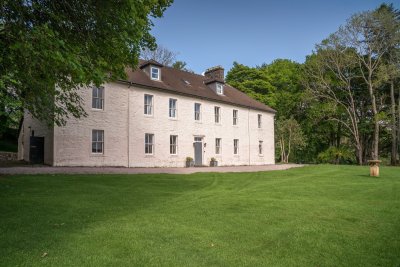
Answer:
[259,140,263,155]
[92,86,104,110]
[169,98,177,118]
[144,94,153,115]
[214,106,221,124]
[145,133,154,154]
[92,130,104,154]
[215,138,221,154]
[170,135,178,155]
[150,67,160,80]
[233,109,238,125]
[258,114,262,128]
[216,83,224,95]
[194,103,201,121]
[234,139,239,155]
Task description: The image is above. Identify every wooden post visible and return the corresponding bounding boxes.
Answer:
[367,160,382,177]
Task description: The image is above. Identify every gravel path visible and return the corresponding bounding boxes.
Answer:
[0,164,304,175]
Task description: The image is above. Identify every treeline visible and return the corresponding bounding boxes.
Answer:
[226,4,400,165]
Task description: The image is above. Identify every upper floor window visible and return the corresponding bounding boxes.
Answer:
[92,130,104,154]
[216,83,224,95]
[151,67,160,80]
[214,106,221,124]
[144,94,153,115]
[233,109,238,125]
[215,138,221,154]
[234,139,239,155]
[194,103,201,121]
[259,140,263,155]
[145,133,154,154]
[169,98,177,118]
[258,114,262,128]
[170,135,178,155]
[92,86,104,109]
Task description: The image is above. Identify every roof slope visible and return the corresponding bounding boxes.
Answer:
[121,61,276,113]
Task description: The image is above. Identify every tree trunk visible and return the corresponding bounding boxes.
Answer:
[390,80,397,165]
[369,81,379,160]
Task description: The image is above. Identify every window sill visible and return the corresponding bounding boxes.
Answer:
[169,117,178,121]
[195,121,202,124]
[170,154,179,157]
[145,154,154,157]
[91,108,104,112]
[91,153,104,157]
[144,114,154,118]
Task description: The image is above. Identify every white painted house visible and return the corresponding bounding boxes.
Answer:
[18,60,276,167]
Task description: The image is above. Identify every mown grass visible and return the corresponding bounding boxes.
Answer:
[0,165,399,266]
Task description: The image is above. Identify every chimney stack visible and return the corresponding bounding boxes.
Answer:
[204,66,224,83]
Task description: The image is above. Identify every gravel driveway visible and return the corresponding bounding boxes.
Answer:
[0,164,303,175]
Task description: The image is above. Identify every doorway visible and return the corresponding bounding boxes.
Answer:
[194,136,203,166]
[29,136,44,164]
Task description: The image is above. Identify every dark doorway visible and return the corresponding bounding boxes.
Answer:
[29,136,44,164]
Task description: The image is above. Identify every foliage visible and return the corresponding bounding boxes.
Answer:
[0,0,173,126]
[317,146,356,164]
[275,117,306,163]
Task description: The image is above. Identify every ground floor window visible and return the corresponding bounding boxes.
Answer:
[234,139,239,154]
[215,138,221,154]
[145,133,154,154]
[259,140,263,155]
[170,135,178,154]
[92,130,104,154]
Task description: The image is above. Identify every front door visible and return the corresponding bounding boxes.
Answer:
[29,136,44,164]
[194,137,203,166]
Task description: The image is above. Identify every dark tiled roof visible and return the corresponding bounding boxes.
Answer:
[120,60,276,113]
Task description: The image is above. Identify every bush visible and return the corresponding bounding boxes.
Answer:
[317,146,355,164]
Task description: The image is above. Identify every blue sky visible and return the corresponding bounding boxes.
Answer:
[151,0,397,74]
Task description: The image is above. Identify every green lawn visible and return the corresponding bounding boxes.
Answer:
[0,165,399,266]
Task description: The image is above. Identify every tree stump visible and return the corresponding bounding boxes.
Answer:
[367,160,381,177]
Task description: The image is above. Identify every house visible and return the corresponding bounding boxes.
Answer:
[18,60,276,167]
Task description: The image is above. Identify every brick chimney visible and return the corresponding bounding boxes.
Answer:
[204,66,224,83]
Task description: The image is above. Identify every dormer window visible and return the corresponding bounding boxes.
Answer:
[151,67,160,80]
[216,83,224,95]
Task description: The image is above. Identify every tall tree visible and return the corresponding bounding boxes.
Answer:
[0,0,173,126]
[141,45,177,66]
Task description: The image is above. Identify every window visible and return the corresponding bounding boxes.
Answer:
[234,139,239,155]
[233,109,238,125]
[194,103,201,121]
[214,106,221,123]
[92,86,104,109]
[215,138,221,154]
[144,94,153,115]
[259,140,263,155]
[92,130,104,154]
[170,135,178,154]
[258,114,262,128]
[145,133,154,154]
[216,83,224,95]
[169,98,177,118]
[151,67,160,80]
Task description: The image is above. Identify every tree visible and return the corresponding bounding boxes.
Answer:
[276,118,305,163]
[304,46,366,165]
[331,8,400,160]
[0,0,173,126]
[172,60,194,73]
[141,45,177,66]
